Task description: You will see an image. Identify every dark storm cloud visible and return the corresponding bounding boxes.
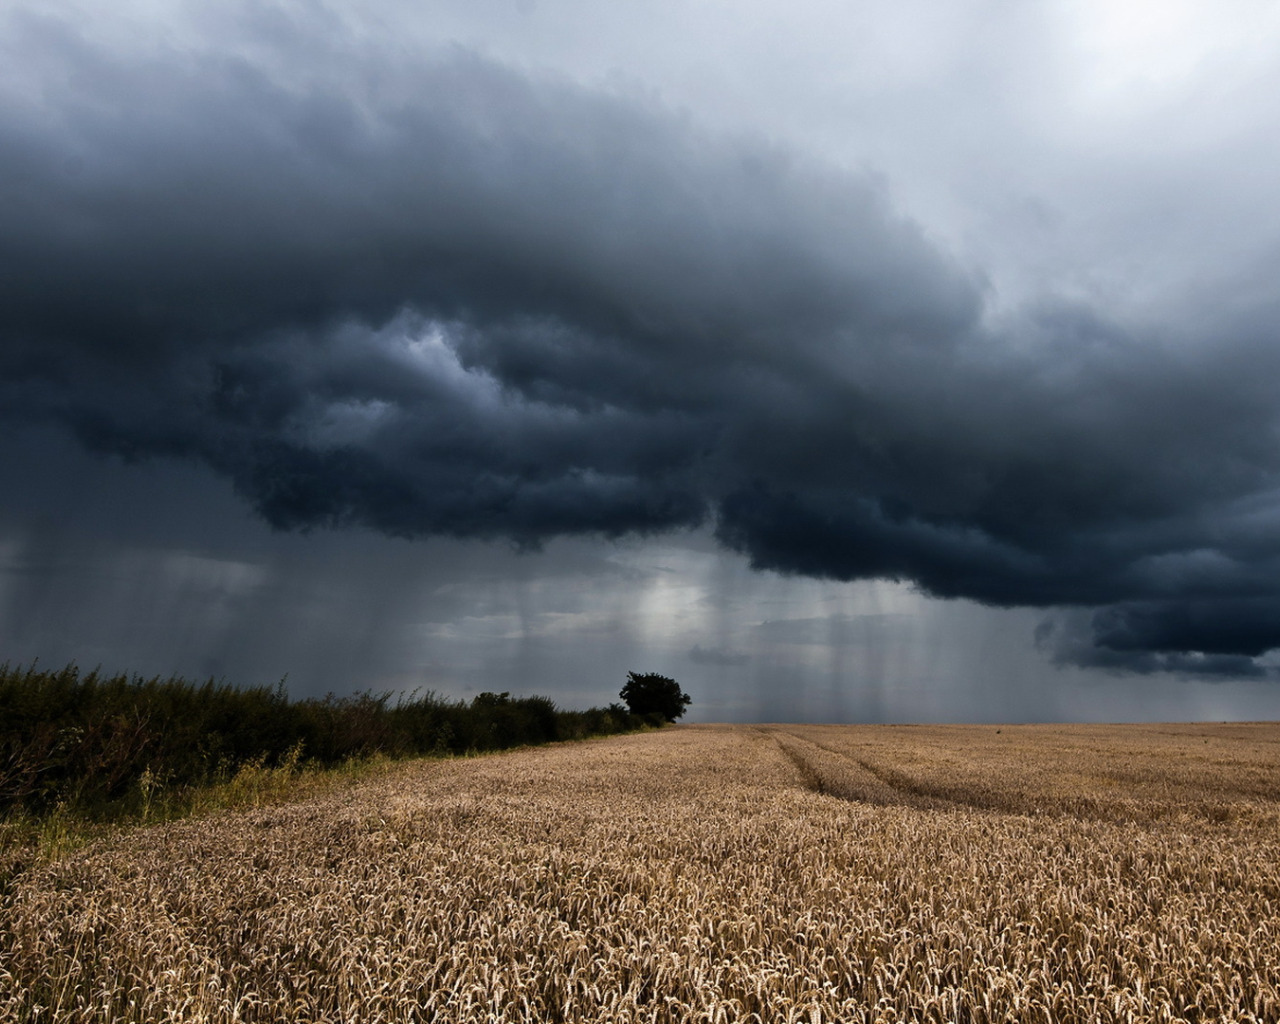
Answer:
[6,10,1280,673]
[1038,612,1275,680]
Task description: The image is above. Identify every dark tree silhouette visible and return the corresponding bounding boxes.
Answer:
[619,672,691,722]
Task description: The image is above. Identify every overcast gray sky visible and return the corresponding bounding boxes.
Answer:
[4,0,1280,720]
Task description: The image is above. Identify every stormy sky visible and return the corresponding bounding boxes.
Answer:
[4,0,1280,721]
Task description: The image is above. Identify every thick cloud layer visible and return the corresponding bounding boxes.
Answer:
[5,10,1280,674]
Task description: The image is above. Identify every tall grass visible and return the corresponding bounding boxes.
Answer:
[0,661,650,823]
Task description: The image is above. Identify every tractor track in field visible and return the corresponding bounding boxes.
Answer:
[764,728,962,810]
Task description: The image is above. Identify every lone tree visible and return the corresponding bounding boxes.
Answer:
[620,671,691,722]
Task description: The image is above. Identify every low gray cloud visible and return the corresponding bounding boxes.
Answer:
[689,644,751,667]
[5,8,1280,676]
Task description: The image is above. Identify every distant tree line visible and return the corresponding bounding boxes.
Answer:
[0,662,660,819]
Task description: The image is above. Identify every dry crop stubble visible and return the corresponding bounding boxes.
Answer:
[2,723,1279,1022]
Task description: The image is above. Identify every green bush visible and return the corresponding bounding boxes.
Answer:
[0,662,650,819]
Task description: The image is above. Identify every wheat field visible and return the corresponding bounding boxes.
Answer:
[3,723,1279,1023]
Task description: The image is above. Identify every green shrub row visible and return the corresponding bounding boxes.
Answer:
[0,662,656,818]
